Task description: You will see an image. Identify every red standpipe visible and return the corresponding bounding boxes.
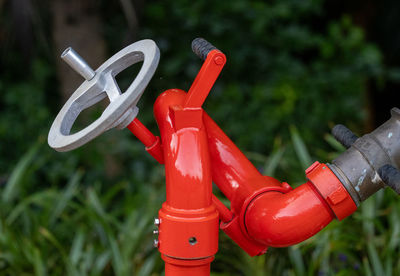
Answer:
[151,49,227,275]
[153,89,218,275]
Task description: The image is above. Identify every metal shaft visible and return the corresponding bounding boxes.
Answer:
[61,47,96,80]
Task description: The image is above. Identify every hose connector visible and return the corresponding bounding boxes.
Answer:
[329,107,400,205]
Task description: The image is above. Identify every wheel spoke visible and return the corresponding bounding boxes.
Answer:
[104,73,122,102]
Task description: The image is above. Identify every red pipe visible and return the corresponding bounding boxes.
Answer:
[244,182,334,247]
[153,89,219,275]
[212,195,233,223]
[154,90,213,209]
[127,118,157,147]
[202,114,357,253]
[163,255,214,276]
[127,118,164,164]
[203,113,282,215]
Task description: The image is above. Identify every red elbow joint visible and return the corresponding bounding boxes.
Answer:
[220,185,293,256]
[226,162,357,254]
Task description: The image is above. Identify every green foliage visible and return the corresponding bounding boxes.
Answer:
[0,143,165,275]
[0,59,52,173]
[137,0,383,158]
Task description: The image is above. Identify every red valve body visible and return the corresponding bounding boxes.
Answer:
[128,44,358,275]
[151,88,357,264]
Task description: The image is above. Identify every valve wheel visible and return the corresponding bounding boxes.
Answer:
[48,39,160,152]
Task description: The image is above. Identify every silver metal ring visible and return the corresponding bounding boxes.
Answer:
[48,39,160,152]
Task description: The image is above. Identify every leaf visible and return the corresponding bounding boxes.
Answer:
[6,190,57,225]
[2,143,40,202]
[69,228,85,266]
[137,252,157,276]
[324,133,346,152]
[264,146,285,176]
[290,125,312,169]
[288,246,305,276]
[108,232,125,275]
[367,243,384,276]
[39,227,65,256]
[50,170,82,225]
[32,247,46,276]
[93,251,111,274]
[87,188,107,220]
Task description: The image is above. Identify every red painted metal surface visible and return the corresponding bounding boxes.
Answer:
[150,47,227,275]
[203,113,283,214]
[212,195,233,223]
[127,118,164,164]
[162,255,214,276]
[125,40,359,275]
[202,112,357,253]
[243,162,357,247]
[184,49,226,108]
[153,89,219,275]
[127,118,157,147]
[244,181,334,247]
[306,162,357,220]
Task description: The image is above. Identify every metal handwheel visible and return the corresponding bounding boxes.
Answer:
[48,39,160,152]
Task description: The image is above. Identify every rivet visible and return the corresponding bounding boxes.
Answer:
[214,55,224,65]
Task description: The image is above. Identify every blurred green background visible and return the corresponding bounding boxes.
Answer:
[1,0,400,275]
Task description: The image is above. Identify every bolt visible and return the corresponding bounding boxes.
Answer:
[153,229,159,235]
[154,218,160,226]
[153,239,159,248]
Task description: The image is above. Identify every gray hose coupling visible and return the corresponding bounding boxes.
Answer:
[328,107,400,206]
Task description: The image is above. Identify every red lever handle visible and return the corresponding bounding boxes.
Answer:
[184,39,226,109]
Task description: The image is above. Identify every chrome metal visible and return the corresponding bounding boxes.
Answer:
[154,218,160,226]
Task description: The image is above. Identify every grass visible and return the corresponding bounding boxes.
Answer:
[1,128,400,275]
[0,141,165,275]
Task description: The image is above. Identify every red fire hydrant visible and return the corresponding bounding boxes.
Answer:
[48,38,400,276]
